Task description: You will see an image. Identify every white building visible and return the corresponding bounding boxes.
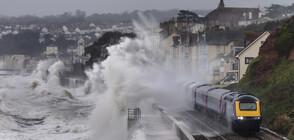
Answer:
[45,45,59,55]
[77,38,85,56]
[1,55,29,70]
[42,27,49,34]
[236,31,270,80]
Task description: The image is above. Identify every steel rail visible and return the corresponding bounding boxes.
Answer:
[183,111,228,140]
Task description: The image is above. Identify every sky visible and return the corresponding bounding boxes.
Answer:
[0,0,293,17]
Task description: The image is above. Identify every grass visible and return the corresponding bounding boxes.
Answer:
[226,58,294,137]
[275,18,294,58]
[224,16,294,138]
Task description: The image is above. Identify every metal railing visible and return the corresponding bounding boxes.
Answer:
[128,107,141,120]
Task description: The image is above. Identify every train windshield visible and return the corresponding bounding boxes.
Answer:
[239,102,257,111]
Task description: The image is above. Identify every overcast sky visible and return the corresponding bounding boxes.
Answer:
[0,0,293,17]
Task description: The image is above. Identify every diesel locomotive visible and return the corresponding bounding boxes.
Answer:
[184,82,261,132]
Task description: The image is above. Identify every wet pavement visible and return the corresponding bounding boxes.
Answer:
[134,114,180,140]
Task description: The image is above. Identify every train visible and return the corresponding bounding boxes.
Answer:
[182,82,262,132]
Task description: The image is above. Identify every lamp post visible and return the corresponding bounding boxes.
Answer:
[202,33,208,81]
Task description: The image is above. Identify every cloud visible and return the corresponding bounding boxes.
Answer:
[0,0,292,16]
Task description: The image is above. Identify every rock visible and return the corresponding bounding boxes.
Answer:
[273,114,291,132]
[61,90,74,99]
[30,81,40,89]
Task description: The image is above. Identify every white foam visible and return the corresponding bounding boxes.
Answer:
[89,21,197,139]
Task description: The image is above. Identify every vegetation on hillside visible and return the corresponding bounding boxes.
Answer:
[275,19,294,58]
[265,4,294,19]
[84,31,136,67]
[238,19,287,32]
[227,16,294,138]
[237,58,294,137]
[0,30,76,56]
[0,9,181,25]
[0,30,42,56]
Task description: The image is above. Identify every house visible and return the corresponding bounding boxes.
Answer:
[236,31,270,80]
[195,31,244,83]
[147,28,161,49]
[89,23,96,28]
[1,55,30,70]
[77,38,85,56]
[160,32,199,75]
[42,27,49,34]
[45,45,59,55]
[205,0,261,29]
[28,24,40,31]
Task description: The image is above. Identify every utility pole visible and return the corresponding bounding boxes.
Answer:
[203,33,208,81]
[71,46,74,74]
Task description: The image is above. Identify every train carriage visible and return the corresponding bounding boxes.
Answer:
[195,86,217,108]
[185,83,262,133]
[207,89,231,118]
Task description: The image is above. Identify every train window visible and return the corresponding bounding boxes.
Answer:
[239,102,257,111]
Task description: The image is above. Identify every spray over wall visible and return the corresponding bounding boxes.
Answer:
[0,61,4,69]
[88,19,203,139]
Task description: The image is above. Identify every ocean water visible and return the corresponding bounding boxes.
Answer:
[0,21,201,140]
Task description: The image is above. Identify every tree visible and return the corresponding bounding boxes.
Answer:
[0,30,43,56]
[43,34,54,46]
[84,32,136,67]
[75,10,86,19]
[265,4,286,18]
[54,35,75,53]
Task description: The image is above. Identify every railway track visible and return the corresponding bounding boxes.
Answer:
[169,110,286,140]
[180,111,228,140]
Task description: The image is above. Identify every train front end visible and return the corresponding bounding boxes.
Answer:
[232,94,262,132]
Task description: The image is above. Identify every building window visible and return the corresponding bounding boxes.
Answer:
[231,63,238,70]
[258,12,262,18]
[261,41,265,45]
[245,57,254,64]
[213,66,220,76]
[220,61,225,67]
[217,46,221,54]
[249,12,252,20]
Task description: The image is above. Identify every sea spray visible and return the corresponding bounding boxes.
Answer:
[32,59,57,81]
[0,61,4,69]
[89,29,194,139]
[131,129,146,140]
[47,61,65,86]
[0,58,94,139]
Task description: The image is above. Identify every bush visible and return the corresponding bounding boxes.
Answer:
[275,19,294,58]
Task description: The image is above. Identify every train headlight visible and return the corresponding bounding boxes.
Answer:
[237,116,244,120]
[255,117,260,120]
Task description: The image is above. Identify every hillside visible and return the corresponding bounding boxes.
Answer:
[0,9,181,25]
[230,16,294,138]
